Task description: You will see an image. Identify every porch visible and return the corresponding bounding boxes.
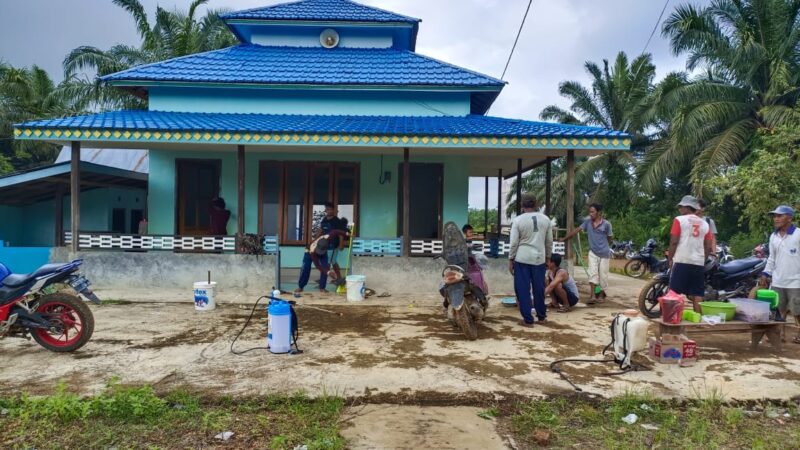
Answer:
[14,110,628,290]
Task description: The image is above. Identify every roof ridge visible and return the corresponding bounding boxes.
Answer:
[337,0,420,23]
[222,0,420,23]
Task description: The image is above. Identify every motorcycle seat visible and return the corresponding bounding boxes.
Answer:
[1,263,71,287]
[718,257,762,275]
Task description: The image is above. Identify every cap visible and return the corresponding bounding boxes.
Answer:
[768,205,795,217]
[677,195,700,210]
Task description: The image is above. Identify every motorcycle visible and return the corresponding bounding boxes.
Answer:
[638,256,765,318]
[439,222,489,340]
[752,242,769,259]
[624,238,668,278]
[0,259,100,352]
[611,240,636,259]
[716,242,734,263]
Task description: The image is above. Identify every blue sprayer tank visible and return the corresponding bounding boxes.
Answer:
[267,291,292,354]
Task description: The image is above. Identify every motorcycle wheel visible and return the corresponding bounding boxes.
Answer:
[624,260,647,278]
[454,306,478,340]
[625,250,637,260]
[30,293,94,352]
[638,278,669,318]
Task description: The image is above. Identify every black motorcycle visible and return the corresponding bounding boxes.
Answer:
[611,240,636,259]
[638,256,766,318]
[624,238,668,278]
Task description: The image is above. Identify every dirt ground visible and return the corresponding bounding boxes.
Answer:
[2,272,798,403]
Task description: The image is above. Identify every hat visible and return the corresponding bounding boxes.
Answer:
[768,205,795,217]
[677,195,701,210]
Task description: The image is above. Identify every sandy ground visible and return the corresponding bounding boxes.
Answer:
[341,405,508,450]
[2,272,798,403]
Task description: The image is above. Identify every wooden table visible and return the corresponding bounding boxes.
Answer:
[653,319,785,351]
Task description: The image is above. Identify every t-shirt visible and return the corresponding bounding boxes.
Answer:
[670,214,712,266]
[320,216,342,247]
[580,218,613,258]
[508,212,553,266]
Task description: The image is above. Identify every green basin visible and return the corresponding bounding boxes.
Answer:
[699,301,737,320]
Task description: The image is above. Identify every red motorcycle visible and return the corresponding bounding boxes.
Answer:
[0,259,100,352]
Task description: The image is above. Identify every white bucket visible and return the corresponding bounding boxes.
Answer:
[193,281,217,311]
[346,275,366,302]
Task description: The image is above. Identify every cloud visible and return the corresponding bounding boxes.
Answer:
[0,0,705,208]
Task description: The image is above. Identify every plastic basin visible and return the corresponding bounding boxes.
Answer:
[699,301,737,320]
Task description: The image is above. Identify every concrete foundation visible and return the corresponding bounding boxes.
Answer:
[49,248,516,296]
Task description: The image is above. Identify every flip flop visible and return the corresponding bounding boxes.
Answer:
[792,336,800,344]
[557,307,571,313]
[377,292,391,298]
[518,320,534,328]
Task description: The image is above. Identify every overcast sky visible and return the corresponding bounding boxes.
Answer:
[0,0,705,209]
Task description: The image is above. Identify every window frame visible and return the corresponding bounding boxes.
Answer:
[257,161,360,245]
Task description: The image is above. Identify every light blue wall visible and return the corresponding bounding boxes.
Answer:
[147,148,470,267]
[149,87,471,116]
[0,188,145,248]
[0,246,52,274]
[230,23,414,50]
[0,206,23,245]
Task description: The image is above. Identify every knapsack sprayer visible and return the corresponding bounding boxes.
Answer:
[231,289,302,355]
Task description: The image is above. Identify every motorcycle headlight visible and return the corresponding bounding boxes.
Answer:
[443,269,464,284]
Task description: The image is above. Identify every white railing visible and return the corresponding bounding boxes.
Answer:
[64,232,236,252]
[410,239,565,257]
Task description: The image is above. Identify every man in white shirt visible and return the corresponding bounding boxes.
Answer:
[759,205,800,343]
[508,194,553,327]
[667,195,714,312]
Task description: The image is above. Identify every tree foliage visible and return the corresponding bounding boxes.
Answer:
[641,0,800,192]
[63,0,236,111]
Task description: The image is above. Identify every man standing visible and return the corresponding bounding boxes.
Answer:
[320,203,346,284]
[560,203,613,303]
[668,195,713,313]
[509,194,553,327]
[760,206,800,344]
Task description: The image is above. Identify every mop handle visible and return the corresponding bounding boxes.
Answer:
[343,223,356,277]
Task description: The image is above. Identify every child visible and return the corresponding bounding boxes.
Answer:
[295,228,349,294]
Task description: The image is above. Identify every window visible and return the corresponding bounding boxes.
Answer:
[258,162,359,245]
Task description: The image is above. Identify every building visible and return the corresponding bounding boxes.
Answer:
[13,0,628,293]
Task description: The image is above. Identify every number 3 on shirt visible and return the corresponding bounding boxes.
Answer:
[691,224,700,237]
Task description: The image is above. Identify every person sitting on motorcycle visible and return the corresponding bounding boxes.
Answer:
[545,253,580,312]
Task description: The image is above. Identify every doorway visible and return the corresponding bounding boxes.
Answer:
[176,159,221,235]
[397,163,443,239]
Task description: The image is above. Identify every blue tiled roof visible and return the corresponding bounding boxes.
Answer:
[101,44,503,88]
[222,0,420,24]
[18,111,628,138]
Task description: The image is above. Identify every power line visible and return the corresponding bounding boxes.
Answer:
[641,0,671,56]
[501,0,534,81]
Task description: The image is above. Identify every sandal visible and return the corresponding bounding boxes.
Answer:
[557,306,571,313]
[792,336,800,344]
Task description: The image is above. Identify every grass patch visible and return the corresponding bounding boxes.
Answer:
[100,299,132,305]
[503,393,800,449]
[0,381,345,450]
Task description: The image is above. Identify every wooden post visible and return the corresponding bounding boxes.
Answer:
[70,141,80,253]
[565,150,575,261]
[54,187,64,247]
[496,169,502,235]
[545,157,553,216]
[402,148,411,257]
[516,158,522,215]
[483,176,489,234]
[237,145,245,247]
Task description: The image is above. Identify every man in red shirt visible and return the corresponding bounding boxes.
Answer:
[668,195,714,312]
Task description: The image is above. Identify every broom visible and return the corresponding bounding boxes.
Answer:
[336,223,355,294]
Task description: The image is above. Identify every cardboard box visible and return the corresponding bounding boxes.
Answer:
[648,335,698,365]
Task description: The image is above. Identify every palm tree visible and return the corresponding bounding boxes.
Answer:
[0,63,86,171]
[640,0,800,194]
[63,0,237,110]
[509,52,656,219]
